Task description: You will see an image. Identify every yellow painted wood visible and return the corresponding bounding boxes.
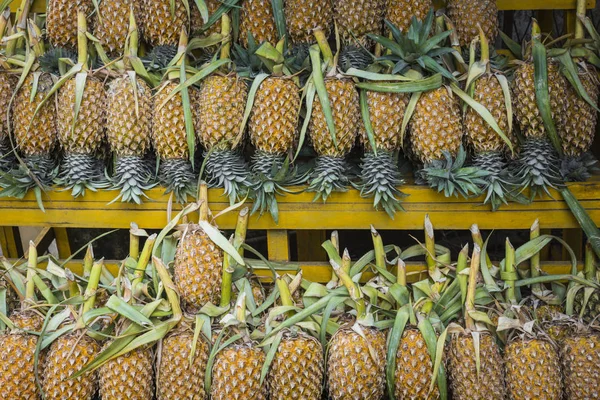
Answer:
[33,227,52,248]
[267,230,290,262]
[565,10,577,34]
[0,227,9,257]
[53,228,71,259]
[2,227,18,258]
[22,259,581,283]
[297,230,327,262]
[0,181,599,230]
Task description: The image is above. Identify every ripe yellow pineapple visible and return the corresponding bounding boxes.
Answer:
[42,333,100,400]
[385,0,432,33]
[307,77,360,201]
[334,0,386,46]
[447,0,499,47]
[284,0,333,44]
[99,345,154,399]
[267,331,324,399]
[239,0,278,47]
[327,326,387,399]
[211,342,267,399]
[0,71,15,171]
[142,0,192,46]
[46,0,93,48]
[94,0,142,56]
[394,327,439,399]
[157,330,210,400]
[504,337,562,399]
[560,328,600,399]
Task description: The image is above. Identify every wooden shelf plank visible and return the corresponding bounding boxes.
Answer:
[10,0,597,14]
[0,180,598,231]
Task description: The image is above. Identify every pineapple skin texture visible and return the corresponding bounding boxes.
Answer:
[57,77,107,155]
[46,0,93,48]
[142,0,188,46]
[0,73,16,142]
[42,333,100,400]
[446,0,498,47]
[334,0,386,45]
[174,227,223,313]
[385,0,432,33]
[561,69,599,157]
[284,0,333,44]
[13,74,58,157]
[197,75,248,151]
[410,87,463,164]
[447,332,507,400]
[239,0,278,47]
[94,0,143,56]
[99,345,154,400]
[512,62,568,140]
[395,327,440,399]
[152,81,198,160]
[560,333,600,399]
[267,333,324,400]
[211,344,268,400]
[505,338,562,400]
[327,327,387,399]
[309,78,360,158]
[359,90,409,152]
[107,76,153,157]
[249,77,300,155]
[466,74,513,154]
[157,332,210,400]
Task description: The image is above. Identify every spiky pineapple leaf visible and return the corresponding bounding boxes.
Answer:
[345,68,413,81]
[561,187,600,259]
[418,318,447,399]
[553,49,600,112]
[360,90,377,156]
[309,45,337,148]
[386,305,410,400]
[401,92,421,148]
[294,80,315,161]
[238,72,268,140]
[356,73,442,93]
[199,221,245,266]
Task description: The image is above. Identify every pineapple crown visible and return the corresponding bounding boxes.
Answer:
[38,47,77,75]
[368,9,456,80]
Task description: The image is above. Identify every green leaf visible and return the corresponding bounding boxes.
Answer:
[106,295,153,327]
[71,72,88,138]
[401,92,420,148]
[198,221,245,266]
[555,51,600,112]
[344,68,413,81]
[360,90,377,156]
[356,74,442,93]
[309,45,337,148]
[419,318,447,399]
[561,188,600,259]
[270,0,286,44]
[500,31,523,59]
[238,73,269,141]
[293,80,315,162]
[386,306,410,399]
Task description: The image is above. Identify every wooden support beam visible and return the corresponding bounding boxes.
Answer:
[53,228,71,259]
[267,230,290,262]
[296,230,327,262]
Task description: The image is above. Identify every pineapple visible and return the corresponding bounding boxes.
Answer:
[385,0,432,33]
[464,30,517,210]
[560,326,600,399]
[394,327,439,399]
[242,41,304,222]
[447,244,506,400]
[105,13,155,204]
[142,0,198,46]
[504,337,562,399]
[94,0,142,56]
[284,0,333,45]
[99,345,154,399]
[157,328,210,400]
[173,183,223,312]
[568,242,600,324]
[356,83,409,217]
[0,8,16,173]
[267,331,324,399]
[0,22,58,203]
[333,0,386,47]
[446,0,499,47]
[239,0,278,47]
[198,15,251,205]
[46,0,93,49]
[52,13,107,197]
[152,31,198,203]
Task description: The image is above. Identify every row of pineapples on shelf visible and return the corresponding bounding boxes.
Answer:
[1,191,599,399]
[0,1,599,221]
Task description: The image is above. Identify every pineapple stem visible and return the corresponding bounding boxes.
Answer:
[397,258,407,287]
[276,276,294,317]
[14,0,31,32]
[371,225,386,272]
[457,244,469,307]
[233,207,249,258]
[127,9,139,59]
[465,244,481,331]
[129,225,140,260]
[77,11,88,70]
[470,224,493,270]
[329,231,340,284]
[575,0,586,40]
[198,182,209,223]
[219,13,232,62]
[314,27,334,69]
[77,259,104,327]
[532,19,541,40]
[83,245,94,278]
[235,291,247,325]
[219,235,235,307]
[504,238,517,303]
[477,25,490,67]
[24,241,37,307]
[153,256,183,321]
[132,234,157,296]
[167,28,188,80]
[68,278,80,298]
[332,249,366,320]
[584,242,596,281]
[530,219,542,293]
[424,214,436,275]
[28,20,45,58]
[0,9,9,38]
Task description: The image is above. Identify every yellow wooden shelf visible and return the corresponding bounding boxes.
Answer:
[1,180,598,231]
[11,0,596,13]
